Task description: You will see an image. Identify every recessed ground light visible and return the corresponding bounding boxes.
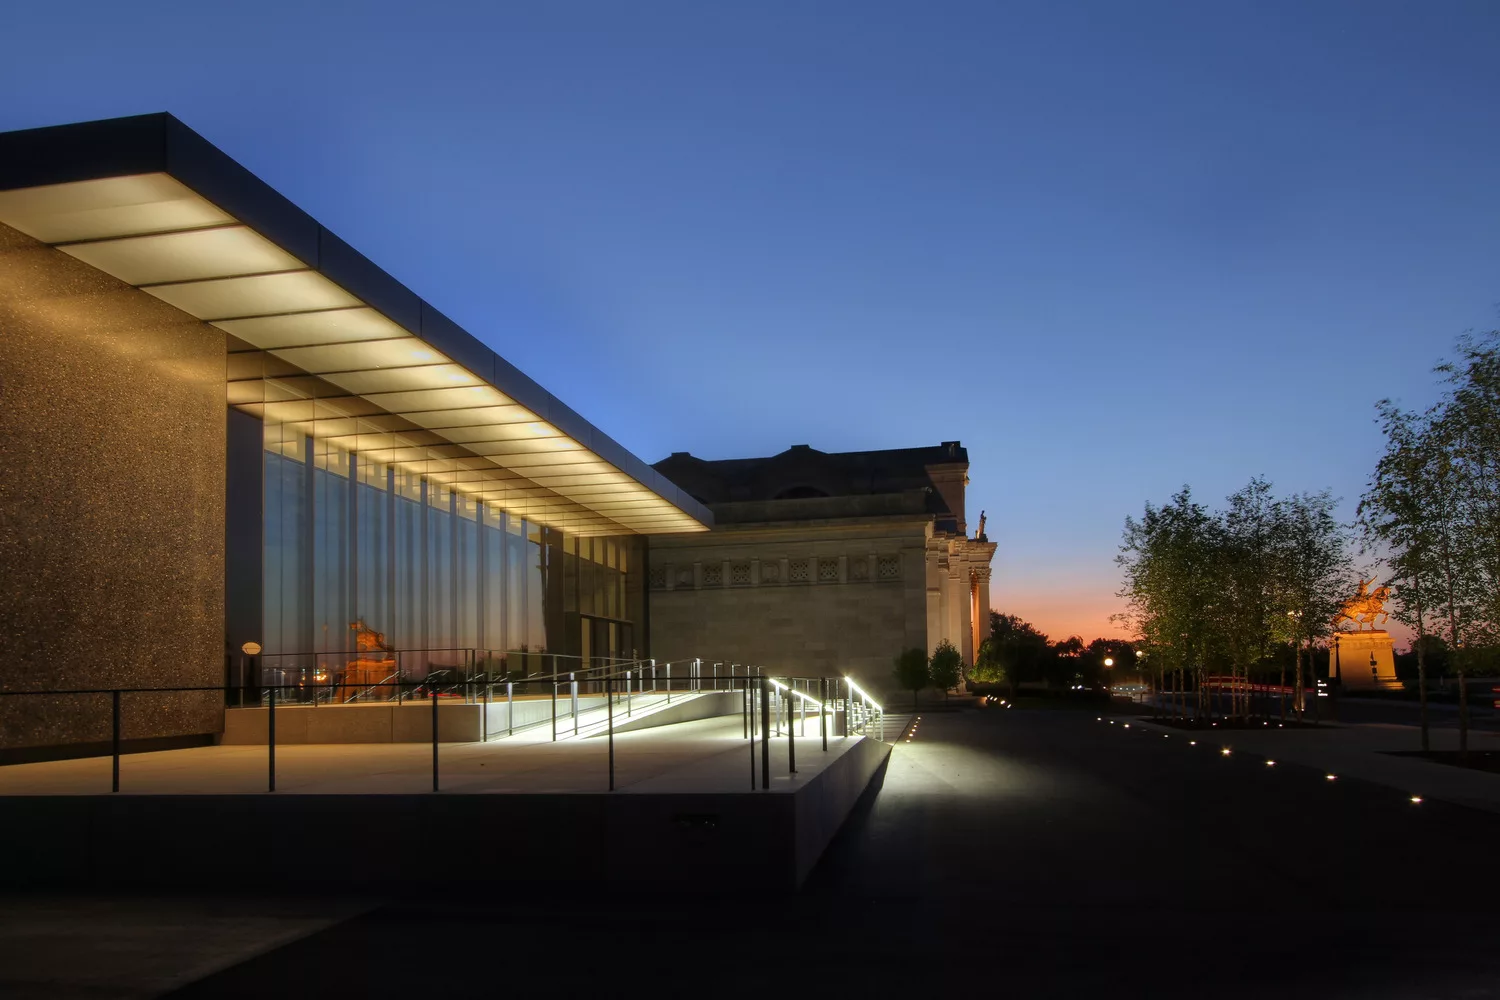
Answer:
[1123,724,1130,728]
[1410,796,1422,805]
[1189,741,1197,746]
[1325,774,1337,781]
[1221,748,1231,756]
[1265,760,1276,767]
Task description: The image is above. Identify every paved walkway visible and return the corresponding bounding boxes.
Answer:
[0,896,372,1000]
[1124,714,1500,813]
[160,708,1500,999]
[0,714,866,796]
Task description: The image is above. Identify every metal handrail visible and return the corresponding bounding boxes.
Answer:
[0,670,890,795]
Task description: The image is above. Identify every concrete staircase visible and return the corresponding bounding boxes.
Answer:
[873,712,915,743]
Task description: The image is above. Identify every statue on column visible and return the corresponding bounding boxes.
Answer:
[975,510,986,541]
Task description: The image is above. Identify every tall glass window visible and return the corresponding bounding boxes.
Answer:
[254,401,644,684]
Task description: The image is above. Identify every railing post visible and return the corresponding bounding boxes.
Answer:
[268,685,277,793]
[626,671,633,718]
[666,663,672,704]
[607,675,616,792]
[748,681,757,789]
[432,683,440,792]
[396,651,403,705]
[483,681,490,743]
[552,680,558,742]
[759,676,771,789]
[787,682,796,775]
[821,678,828,752]
[111,689,121,793]
[742,677,749,739]
[571,672,578,737]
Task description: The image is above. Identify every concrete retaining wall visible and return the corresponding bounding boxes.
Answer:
[222,698,611,744]
[0,738,891,893]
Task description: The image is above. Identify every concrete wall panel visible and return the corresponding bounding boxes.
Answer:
[0,223,225,749]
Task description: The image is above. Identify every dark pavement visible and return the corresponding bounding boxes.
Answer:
[1337,695,1500,731]
[166,708,1500,999]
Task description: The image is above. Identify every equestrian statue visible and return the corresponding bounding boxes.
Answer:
[1335,577,1390,631]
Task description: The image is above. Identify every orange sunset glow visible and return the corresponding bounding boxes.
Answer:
[988,576,1130,644]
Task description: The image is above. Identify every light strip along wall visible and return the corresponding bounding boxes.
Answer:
[0,115,712,537]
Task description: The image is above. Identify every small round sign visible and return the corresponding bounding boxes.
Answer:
[241,641,262,656]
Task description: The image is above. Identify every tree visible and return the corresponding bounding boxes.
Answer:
[1219,477,1288,721]
[969,638,1005,687]
[988,613,1050,694]
[1116,487,1220,720]
[1359,332,1500,758]
[1277,490,1353,724]
[930,640,962,701]
[893,647,929,710]
[1119,480,1353,724]
[1361,402,1441,748]
[1047,635,1084,690]
[1435,331,1500,646]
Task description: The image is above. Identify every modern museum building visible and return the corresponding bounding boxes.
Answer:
[0,114,993,758]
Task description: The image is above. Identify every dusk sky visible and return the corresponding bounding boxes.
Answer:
[4,1,1498,642]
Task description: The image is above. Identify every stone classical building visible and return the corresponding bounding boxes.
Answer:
[647,443,996,685]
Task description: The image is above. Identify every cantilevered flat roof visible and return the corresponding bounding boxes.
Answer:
[0,113,710,536]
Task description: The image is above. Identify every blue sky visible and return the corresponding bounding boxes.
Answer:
[4,0,1498,639]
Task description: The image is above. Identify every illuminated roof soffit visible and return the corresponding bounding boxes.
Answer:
[0,146,710,537]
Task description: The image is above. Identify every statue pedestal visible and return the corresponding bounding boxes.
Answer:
[1332,630,1401,691]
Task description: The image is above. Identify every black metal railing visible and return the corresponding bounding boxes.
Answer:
[0,670,886,795]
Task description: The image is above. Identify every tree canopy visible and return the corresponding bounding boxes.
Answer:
[1358,331,1500,753]
[893,647,930,709]
[1115,479,1353,720]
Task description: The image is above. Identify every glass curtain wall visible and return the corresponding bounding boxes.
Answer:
[250,390,643,696]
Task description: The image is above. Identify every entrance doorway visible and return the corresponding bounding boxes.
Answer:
[579,613,634,671]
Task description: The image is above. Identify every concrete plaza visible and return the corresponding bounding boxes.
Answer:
[0,714,867,796]
[1122,711,1500,814]
[5,706,1500,998]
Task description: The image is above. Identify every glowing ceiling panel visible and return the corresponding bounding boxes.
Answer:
[59,225,303,285]
[0,171,708,535]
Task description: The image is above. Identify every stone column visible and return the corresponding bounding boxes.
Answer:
[973,564,992,659]
[925,539,943,653]
[945,554,965,657]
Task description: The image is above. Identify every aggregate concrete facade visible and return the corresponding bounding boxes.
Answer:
[0,222,224,750]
